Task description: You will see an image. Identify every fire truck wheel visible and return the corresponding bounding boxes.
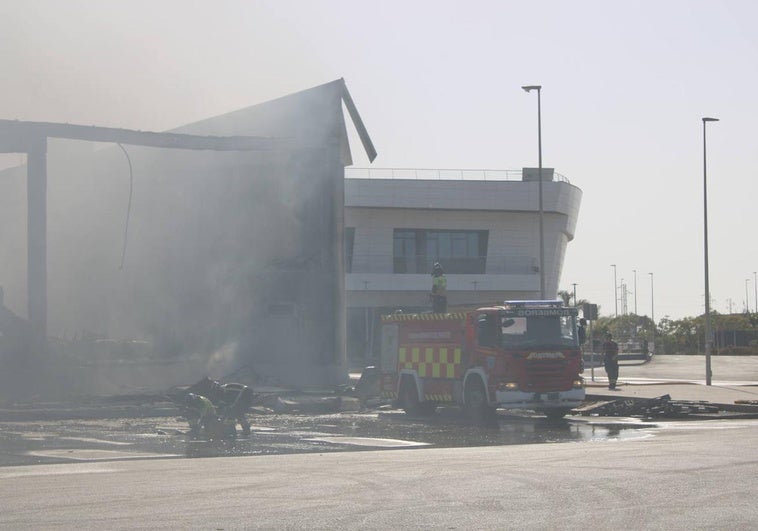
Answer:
[399,376,429,416]
[544,408,571,420]
[464,377,492,419]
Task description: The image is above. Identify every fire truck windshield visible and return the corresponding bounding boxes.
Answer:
[500,313,578,348]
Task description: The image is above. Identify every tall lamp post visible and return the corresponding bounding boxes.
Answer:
[746,279,751,313]
[754,271,757,313]
[702,116,719,386]
[611,264,618,317]
[522,84,545,299]
[572,283,577,307]
[633,269,638,315]
[649,272,655,349]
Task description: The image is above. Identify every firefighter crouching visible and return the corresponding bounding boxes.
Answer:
[182,392,231,439]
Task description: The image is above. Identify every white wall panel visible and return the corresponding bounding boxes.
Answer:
[344,177,582,308]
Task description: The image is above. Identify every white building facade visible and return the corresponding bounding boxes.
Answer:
[344,168,582,360]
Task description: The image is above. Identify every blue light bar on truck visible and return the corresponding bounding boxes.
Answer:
[503,300,564,308]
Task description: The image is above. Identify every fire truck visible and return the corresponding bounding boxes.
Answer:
[377,300,585,419]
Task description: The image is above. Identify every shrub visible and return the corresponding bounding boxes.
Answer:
[715,346,758,356]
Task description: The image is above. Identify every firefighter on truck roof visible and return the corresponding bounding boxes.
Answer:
[431,262,447,313]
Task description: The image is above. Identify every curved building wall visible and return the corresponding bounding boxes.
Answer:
[345,176,582,299]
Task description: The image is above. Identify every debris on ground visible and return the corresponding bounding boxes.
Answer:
[577,394,729,419]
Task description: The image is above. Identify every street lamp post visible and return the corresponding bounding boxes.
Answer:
[747,279,751,313]
[522,84,545,299]
[633,269,638,315]
[572,283,577,307]
[649,272,655,350]
[754,271,757,313]
[702,116,719,386]
[611,264,618,317]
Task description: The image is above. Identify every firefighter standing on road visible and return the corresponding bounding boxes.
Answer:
[431,262,447,313]
[603,331,620,390]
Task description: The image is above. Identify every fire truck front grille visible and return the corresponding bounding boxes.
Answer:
[523,360,569,392]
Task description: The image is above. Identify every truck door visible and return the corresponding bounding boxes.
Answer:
[476,313,499,348]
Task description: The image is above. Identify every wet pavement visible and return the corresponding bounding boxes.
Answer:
[3,355,756,467]
[0,408,655,467]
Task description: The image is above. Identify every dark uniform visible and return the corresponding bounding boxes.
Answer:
[577,318,587,345]
[603,333,619,390]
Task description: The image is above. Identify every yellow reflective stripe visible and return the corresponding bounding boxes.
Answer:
[422,394,453,402]
[381,313,467,321]
[395,346,464,379]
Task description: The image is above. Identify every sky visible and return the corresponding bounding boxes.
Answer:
[1,0,757,322]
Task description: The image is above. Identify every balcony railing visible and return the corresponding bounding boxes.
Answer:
[346,254,538,275]
[345,167,570,183]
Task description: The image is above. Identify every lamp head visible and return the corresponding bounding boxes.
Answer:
[521,85,541,93]
[702,117,719,122]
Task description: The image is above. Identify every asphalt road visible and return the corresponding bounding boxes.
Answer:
[2,355,758,528]
[594,354,758,383]
[0,411,653,466]
[2,417,757,529]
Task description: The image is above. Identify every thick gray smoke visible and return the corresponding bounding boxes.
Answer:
[0,80,354,398]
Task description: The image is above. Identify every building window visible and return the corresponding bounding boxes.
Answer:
[393,230,417,273]
[393,229,488,274]
[345,227,355,273]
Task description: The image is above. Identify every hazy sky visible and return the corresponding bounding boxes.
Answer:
[2,0,757,321]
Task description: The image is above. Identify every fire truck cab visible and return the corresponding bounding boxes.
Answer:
[378,300,585,419]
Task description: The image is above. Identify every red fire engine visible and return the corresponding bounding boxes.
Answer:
[378,300,585,419]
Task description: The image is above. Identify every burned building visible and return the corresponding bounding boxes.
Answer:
[0,79,376,393]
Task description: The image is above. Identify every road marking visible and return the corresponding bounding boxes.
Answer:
[27,449,180,461]
[302,436,430,448]
[0,464,120,478]
[59,437,133,446]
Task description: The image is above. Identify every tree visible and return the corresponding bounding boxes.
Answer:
[596,309,758,355]
[558,288,589,308]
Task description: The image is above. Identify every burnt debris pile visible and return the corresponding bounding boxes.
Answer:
[578,394,758,419]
